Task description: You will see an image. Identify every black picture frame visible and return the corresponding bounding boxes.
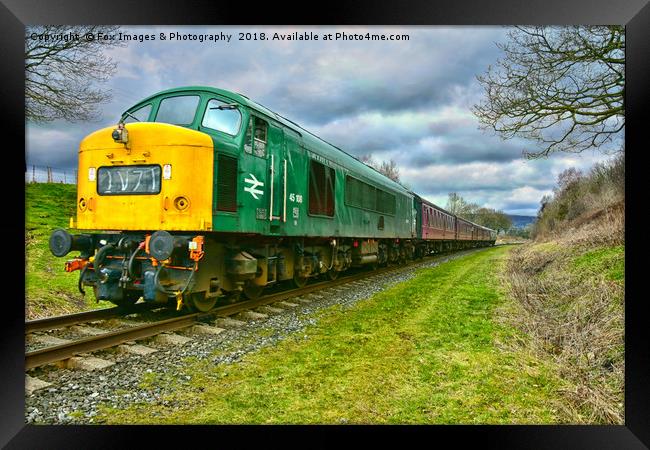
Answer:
[5,1,647,447]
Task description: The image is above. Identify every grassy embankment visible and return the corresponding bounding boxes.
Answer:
[98,246,578,424]
[503,202,624,424]
[25,183,111,319]
[503,154,625,423]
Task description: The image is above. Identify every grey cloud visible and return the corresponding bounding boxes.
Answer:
[24,26,616,216]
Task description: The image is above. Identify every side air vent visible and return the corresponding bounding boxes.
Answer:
[216,154,238,212]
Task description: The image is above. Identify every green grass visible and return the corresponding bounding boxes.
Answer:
[98,247,569,424]
[503,238,624,423]
[25,183,112,318]
[571,245,624,282]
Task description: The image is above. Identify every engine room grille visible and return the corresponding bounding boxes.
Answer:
[216,154,238,212]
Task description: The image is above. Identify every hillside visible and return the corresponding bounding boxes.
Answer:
[501,201,624,423]
[25,183,111,319]
[507,215,535,229]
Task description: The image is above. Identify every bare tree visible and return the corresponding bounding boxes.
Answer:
[471,207,512,234]
[473,26,624,159]
[358,153,376,165]
[445,192,466,216]
[358,154,401,182]
[445,192,479,218]
[378,159,400,183]
[25,25,124,122]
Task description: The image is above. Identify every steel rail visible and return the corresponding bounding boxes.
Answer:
[25,302,161,334]
[25,313,200,370]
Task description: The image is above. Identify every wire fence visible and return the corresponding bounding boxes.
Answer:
[25,165,77,185]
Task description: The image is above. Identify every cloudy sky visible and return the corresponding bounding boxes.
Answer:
[25,26,621,216]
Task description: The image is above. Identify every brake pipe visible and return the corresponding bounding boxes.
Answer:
[93,243,116,268]
[153,262,197,297]
[127,242,145,278]
[78,264,91,296]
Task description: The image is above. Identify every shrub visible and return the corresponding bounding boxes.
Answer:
[532,153,624,240]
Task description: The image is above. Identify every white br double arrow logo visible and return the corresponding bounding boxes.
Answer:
[244,173,265,199]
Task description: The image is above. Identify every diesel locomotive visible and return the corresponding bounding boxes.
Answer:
[48,86,496,312]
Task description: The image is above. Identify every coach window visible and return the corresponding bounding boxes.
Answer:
[201,99,242,135]
[122,104,152,123]
[308,159,335,217]
[155,95,200,126]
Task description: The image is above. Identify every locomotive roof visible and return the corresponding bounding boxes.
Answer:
[128,86,412,197]
[128,86,495,234]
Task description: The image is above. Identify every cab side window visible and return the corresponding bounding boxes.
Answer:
[244,116,268,157]
[123,104,152,123]
[202,99,242,135]
[254,118,267,157]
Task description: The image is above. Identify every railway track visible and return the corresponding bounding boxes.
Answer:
[25,302,162,334]
[25,248,489,371]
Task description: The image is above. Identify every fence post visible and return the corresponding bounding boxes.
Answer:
[47,167,52,183]
[32,165,35,183]
[64,171,66,184]
[74,169,78,185]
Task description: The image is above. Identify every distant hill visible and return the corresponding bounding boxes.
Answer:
[508,215,536,229]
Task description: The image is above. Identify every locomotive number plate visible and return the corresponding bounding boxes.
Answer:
[97,165,162,195]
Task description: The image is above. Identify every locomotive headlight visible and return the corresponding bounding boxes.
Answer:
[163,164,172,180]
[111,123,129,144]
[88,167,96,182]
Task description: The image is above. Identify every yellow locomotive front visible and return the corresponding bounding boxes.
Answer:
[49,88,268,312]
[49,121,227,311]
[76,122,214,232]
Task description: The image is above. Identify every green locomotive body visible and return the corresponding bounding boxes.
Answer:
[49,86,494,311]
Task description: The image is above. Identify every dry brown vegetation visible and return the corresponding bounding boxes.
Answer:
[532,153,624,241]
[501,180,624,423]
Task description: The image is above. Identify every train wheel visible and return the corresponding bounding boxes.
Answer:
[293,273,308,288]
[243,281,265,300]
[327,269,339,280]
[187,291,216,312]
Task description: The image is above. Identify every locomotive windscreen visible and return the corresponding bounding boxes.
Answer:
[97,165,162,195]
